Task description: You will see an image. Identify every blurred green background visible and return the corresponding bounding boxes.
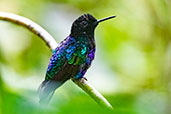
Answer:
[0,0,171,114]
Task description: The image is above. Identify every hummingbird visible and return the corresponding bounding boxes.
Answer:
[38,14,116,103]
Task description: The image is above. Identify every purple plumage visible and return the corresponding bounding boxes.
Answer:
[39,14,97,104]
[38,13,115,103]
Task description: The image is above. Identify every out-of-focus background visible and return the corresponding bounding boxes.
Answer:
[0,0,171,114]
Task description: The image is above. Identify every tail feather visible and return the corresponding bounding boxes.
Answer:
[38,62,74,104]
[38,80,66,104]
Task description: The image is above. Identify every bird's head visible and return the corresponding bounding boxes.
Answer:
[70,14,116,37]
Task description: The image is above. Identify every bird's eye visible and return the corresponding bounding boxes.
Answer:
[81,21,88,26]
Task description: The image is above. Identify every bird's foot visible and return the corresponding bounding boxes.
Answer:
[82,77,88,81]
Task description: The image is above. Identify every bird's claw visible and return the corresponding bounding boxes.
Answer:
[83,77,87,81]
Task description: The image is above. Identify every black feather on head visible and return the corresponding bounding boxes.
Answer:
[71,14,98,37]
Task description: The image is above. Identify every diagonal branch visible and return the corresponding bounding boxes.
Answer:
[71,78,113,109]
[0,12,57,50]
[0,11,113,109]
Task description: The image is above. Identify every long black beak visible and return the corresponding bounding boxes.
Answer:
[97,16,116,23]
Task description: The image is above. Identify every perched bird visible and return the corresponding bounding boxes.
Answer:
[38,14,115,103]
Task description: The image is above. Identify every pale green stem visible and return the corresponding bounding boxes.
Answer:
[0,11,113,109]
[71,78,113,109]
[0,11,57,50]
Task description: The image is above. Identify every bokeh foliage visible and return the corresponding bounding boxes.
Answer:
[0,0,171,114]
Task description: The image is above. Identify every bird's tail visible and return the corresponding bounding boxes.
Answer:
[38,79,67,104]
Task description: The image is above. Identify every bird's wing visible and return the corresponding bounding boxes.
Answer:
[45,50,66,81]
[45,39,89,81]
[44,38,77,80]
